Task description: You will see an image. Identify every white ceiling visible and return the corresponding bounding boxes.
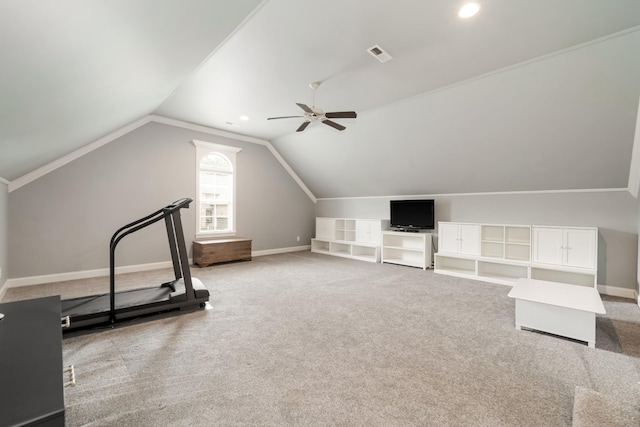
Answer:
[1,0,640,198]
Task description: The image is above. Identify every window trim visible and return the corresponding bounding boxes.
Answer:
[192,140,242,239]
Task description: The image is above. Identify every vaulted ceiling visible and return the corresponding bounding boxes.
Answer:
[1,1,640,198]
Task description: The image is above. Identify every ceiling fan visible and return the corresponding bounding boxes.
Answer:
[267,82,357,132]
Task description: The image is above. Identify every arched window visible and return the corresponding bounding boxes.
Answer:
[199,153,232,232]
[192,140,241,237]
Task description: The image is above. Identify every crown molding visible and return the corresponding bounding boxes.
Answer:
[9,115,153,192]
[6,115,317,202]
[317,187,630,201]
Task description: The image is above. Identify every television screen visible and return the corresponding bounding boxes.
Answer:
[390,199,435,230]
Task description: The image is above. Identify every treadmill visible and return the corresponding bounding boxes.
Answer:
[61,198,209,331]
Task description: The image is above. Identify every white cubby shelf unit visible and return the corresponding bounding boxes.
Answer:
[311,217,389,263]
[381,231,433,270]
[434,222,598,288]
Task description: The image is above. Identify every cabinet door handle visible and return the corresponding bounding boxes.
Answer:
[61,316,70,329]
[64,365,76,387]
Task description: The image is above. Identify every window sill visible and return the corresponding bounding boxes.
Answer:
[196,231,237,240]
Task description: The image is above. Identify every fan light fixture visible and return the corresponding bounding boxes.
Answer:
[267,81,357,132]
[458,2,480,18]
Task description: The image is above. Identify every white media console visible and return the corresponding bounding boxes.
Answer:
[311,218,598,289]
[381,231,432,269]
[311,217,433,268]
[434,222,598,288]
[311,217,390,263]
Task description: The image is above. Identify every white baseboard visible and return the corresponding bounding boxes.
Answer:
[5,246,311,289]
[597,284,638,300]
[252,245,311,257]
[6,260,179,288]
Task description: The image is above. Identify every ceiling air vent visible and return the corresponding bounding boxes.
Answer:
[367,44,392,63]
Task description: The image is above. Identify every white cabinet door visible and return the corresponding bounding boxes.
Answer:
[532,227,563,265]
[439,223,460,254]
[533,227,597,270]
[356,220,382,244]
[438,223,479,255]
[459,225,480,256]
[316,218,335,240]
[564,228,597,269]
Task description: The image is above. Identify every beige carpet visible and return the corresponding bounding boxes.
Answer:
[572,386,640,427]
[4,252,640,426]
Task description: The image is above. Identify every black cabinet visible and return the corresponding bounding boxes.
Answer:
[0,296,65,427]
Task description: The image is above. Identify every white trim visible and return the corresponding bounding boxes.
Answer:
[192,139,243,153]
[8,115,153,192]
[627,95,640,198]
[4,250,637,302]
[2,247,312,289]
[318,187,629,201]
[597,284,638,300]
[0,177,9,185]
[264,142,317,203]
[154,115,269,146]
[5,260,180,288]
[192,140,239,235]
[252,245,311,257]
[5,115,316,203]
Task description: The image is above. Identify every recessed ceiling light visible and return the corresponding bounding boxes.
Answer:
[458,2,480,18]
[239,115,249,121]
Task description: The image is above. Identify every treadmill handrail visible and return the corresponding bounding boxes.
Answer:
[109,207,165,249]
[109,198,192,248]
[109,198,193,323]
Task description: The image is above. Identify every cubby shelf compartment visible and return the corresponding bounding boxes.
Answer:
[530,266,596,288]
[381,231,432,269]
[312,217,389,263]
[477,259,529,286]
[434,254,476,277]
[335,219,357,242]
[312,238,381,263]
[436,222,598,289]
[479,224,531,262]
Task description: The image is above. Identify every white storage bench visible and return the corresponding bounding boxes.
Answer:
[507,278,605,348]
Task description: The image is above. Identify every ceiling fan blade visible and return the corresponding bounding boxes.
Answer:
[296,121,311,132]
[296,103,314,114]
[325,111,357,119]
[267,115,304,120]
[322,119,346,131]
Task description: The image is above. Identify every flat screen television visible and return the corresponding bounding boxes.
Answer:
[390,199,435,231]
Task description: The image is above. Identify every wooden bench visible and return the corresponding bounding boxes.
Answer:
[508,278,605,348]
[193,238,252,267]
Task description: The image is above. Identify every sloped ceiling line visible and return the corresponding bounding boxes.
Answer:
[6,115,317,203]
[626,95,640,198]
[361,26,640,117]
[316,187,630,202]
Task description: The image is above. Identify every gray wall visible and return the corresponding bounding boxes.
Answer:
[8,122,315,278]
[0,183,7,292]
[316,191,639,291]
